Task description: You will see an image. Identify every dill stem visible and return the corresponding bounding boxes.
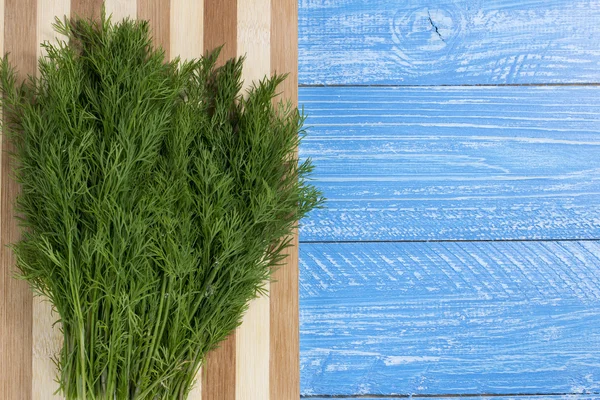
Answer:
[70,268,87,399]
[105,276,120,399]
[138,274,169,394]
[63,218,88,400]
[63,326,74,397]
[87,251,101,396]
[175,345,204,398]
[123,310,134,399]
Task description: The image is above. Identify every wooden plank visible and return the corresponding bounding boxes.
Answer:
[303,397,600,400]
[235,0,271,399]
[202,1,237,399]
[202,334,236,400]
[138,0,170,59]
[1,1,37,399]
[71,0,102,20]
[271,0,298,100]
[170,0,202,63]
[104,0,136,22]
[1,1,298,398]
[271,0,300,399]
[298,0,600,85]
[204,0,236,65]
[299,241,600,396]
[34,3,70,398]
[237,0,270,87]
[298,86,600,242]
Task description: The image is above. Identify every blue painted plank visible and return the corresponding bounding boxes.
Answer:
[298,86,600,242]
[299,0,600,85]
[299,241,600,396]
[303,397,600,400]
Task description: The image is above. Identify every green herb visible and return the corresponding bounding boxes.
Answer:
[0,12,323,400]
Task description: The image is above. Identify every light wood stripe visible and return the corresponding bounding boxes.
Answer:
[270,1,300,399]
[1,1,37,399]
[170,0,202,63]
[104,0,136,22]
[138,0,169,59]
[201,1,238,399]
[169,1,204,397]
[237,0,270,88]
[33,2,70,397]
[38,0,69,61]
[235,0,271,398]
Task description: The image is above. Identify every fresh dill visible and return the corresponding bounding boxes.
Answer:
[0,12,322,399]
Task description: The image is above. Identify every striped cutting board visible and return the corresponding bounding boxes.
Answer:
[0,1,298,399]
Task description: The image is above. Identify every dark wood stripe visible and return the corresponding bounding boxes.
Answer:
[270,0,298,102]
[70,0,103,20]
[270,233,300,400]
[202,333,236,400]
[1,1,37,399]
[202,1,237,399]
[203,0,237,63]
[137,0,170,60]
[270,1,299,399]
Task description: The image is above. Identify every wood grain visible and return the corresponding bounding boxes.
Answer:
[138,0,169,59]
[70,0,102,20]
[237,0,270,87]
[33,3,70,398]
[271,233,300,400]
[1,1,37,399]
[298,86,600,242]
[271,0,300,399]
[272,0,298,101]
[170,0,202,63]
[299,241,600,396]
[298,0,600,85]
[202,332,236,400]
[104,0,136,21]
[203,0,236,65]
[202,1,237,399]
[235,0,271,398]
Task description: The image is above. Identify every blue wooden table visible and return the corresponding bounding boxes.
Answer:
[298,1,600,398]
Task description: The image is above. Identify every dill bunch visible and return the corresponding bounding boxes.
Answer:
[0,13,322,400]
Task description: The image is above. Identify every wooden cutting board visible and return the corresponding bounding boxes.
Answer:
[0,1,299,399]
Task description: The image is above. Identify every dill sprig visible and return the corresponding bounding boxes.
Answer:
[0,12,323,400]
